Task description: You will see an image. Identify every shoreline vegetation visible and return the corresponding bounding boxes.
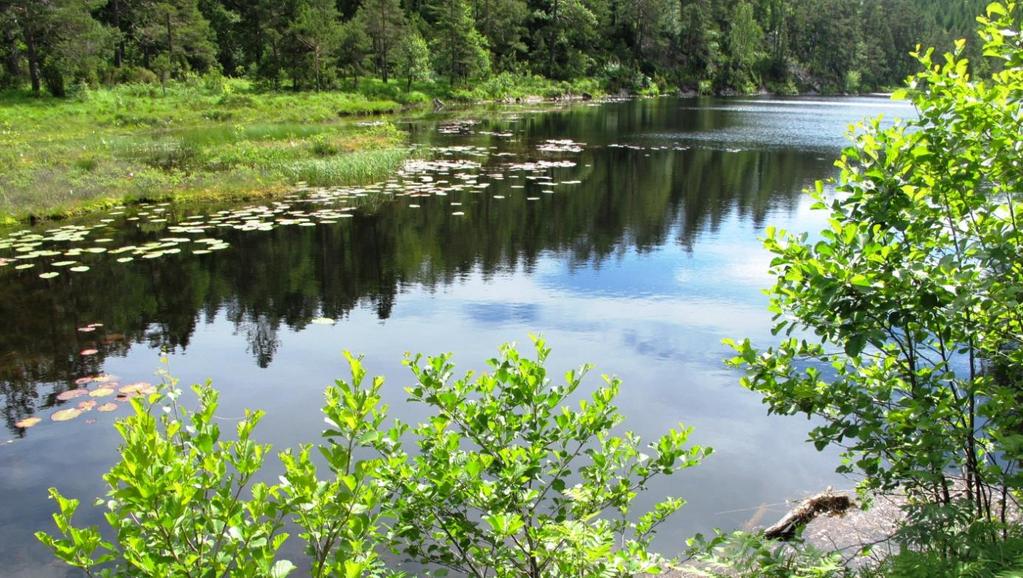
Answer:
[0,75,613,225]
[0,76,902,228]
[0,0,987,225]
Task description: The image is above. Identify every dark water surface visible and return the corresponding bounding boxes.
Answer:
[0,96,912,576]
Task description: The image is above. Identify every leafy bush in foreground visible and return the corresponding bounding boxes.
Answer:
[722,0,1023,572]
[37,338,707,577]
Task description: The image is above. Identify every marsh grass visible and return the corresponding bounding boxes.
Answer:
[0,74,603,221]
[281,148,410,186]
[0,80,410,220]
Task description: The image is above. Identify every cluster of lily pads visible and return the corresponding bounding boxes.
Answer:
[538,139,585,153]
[607,142,745,153]
[14,377,156,429]
[0,119,599,284]
[0,117,606,437]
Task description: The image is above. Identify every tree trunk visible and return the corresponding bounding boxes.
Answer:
[763,491,852,541]
[166,12,174,76]
[23,23,40,95]
[2,20,19,84]
[113,0,123,67]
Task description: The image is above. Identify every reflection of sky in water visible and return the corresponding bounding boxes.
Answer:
[644,96,914,151]
[0,97,890,576]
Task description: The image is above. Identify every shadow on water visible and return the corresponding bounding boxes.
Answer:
[0,96,909,576]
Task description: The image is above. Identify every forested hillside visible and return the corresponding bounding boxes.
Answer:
[0,0,990,97]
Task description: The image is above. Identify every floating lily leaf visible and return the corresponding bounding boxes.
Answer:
[14,263,34,270]
[89,387,115,398]
[56,389,89,401]
[78,327,96,333]
[14,417,41,428]
[69,266,90,273]
[116,257,134,263]
[77,400,97,411]
[97,403,118,412]
[120,382,156,395]
[74,376,96,385]
[39,272,59,279]
[80,348,99,356]
[311,317,334,325]
[51,408,82,422]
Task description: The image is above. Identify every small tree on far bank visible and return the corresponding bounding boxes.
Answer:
[396,30,431,90]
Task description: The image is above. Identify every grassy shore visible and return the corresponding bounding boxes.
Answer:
[0,75,603,224]
[0,79,414,223]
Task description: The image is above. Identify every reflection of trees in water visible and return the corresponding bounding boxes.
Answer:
[0,104,833,430]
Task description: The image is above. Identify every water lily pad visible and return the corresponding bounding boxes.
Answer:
[51,408,82,422]
[311,317,334,325]
[116,257,134,263]
[77,400,97,411]
[120,382,156,395]
[78,326,96,332]
[69,266,90,273]
[14,417,41,428]
[80,348,99,356]
[74,376,96,385]
[14,263,34,270]
[56,389,88,401]
[39,272,59,279]
[89,387,115,397]
[97,403,118,412]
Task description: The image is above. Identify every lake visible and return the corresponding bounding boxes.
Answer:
[0,96,913,576]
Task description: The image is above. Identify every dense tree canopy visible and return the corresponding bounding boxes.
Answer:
[0,0,992,95]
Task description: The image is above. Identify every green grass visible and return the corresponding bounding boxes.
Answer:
[0,74,605,222]
[0,79,414,221]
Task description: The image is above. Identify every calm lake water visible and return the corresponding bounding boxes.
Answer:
[0,96,912,576]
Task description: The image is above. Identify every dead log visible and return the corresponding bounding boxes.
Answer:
[763,490,853,541]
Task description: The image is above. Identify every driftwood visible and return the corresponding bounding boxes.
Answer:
[763,490,854,541]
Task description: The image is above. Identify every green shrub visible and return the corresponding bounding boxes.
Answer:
[381,337,710,577]
[725,0,1023,562]
[37,372,296,577]
[38,340,709,578]
[686,531,844,578]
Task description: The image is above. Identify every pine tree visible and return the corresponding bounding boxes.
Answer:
[9,0,113,96]
[287,0,341,90]
[336,18,370,87]
[474,0,528,71]
[430,0,489,85]
[356,0,405,83]
[134,0,218,78]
